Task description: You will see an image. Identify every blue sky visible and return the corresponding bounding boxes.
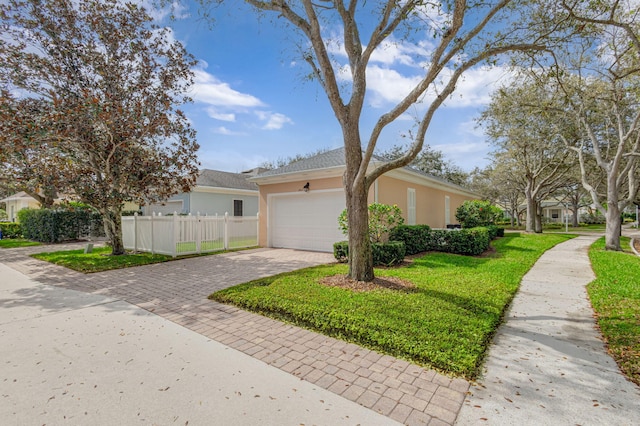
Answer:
[163,2,514,173]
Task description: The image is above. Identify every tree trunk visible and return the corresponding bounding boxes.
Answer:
[345,176,374,282]
[572,207,579,227]
[102,207,125,255]
[535,203,543,233]
[525,185,536,233]
[604,189,622,251]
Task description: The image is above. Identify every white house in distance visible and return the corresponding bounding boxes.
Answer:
[0,192,41,222]
[143,169,260,217]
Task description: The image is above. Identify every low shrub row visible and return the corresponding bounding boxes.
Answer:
[0,222,22,239]
[390,224,503,256]
[333,240,406,266]
[18,208,104,243]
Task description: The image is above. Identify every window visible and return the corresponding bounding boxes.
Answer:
[233,199,243,217]
[407,188,416,225]
[445,196,451,225]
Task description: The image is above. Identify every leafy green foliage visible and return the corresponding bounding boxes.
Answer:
[338,203,404,243]
[17,207,103,243]
[0,221,22,238]
[389,224,432,255]
[455,200,503,228]
[588,237,640,386]
[213,233,574,378]
[333,240,406,266]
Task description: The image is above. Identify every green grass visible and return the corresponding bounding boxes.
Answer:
[211,232,574,379]
[31,243,260,273]
[0,238,42,248]
[588,237,640,386]
[32,246,174,273]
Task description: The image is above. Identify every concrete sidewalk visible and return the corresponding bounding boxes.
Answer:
[456,235,640,425]
[0,263,400,426]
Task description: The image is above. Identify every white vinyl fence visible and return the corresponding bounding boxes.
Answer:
[122,213,259,257]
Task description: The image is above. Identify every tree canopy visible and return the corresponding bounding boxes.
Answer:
[0,0,200,253]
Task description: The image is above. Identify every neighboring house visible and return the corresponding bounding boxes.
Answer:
[0,192,41,222]
[143,169,260,217]
[0,191,139,222]
[249,147,478,252]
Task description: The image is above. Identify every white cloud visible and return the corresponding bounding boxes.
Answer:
[191,68,264,108]
[206,107,235,122]
[255,111,294,130]
[214,126,245,136]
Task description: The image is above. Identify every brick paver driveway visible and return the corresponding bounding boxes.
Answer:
[1,244,469,425]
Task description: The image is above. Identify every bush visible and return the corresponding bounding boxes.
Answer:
[333,240,406,266]
[581,210,606,224]
[17,208,104,243]
[389,224,432,255]
[0,222,22,239]
[372,241,406,266]
[485,224,504,239]
[455,200,502,228]
[338,203,404,243]
[426,228,491,256]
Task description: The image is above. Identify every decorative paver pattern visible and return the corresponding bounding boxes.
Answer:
[1,244,469,425]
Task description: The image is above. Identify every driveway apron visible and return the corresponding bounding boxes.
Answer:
[1,246,469,426]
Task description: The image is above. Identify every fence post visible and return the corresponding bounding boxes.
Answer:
[134,212,138,253]
[172,212,178,257]
[196,212,201,254]
[151,212,155,255]
[224,212,229,250]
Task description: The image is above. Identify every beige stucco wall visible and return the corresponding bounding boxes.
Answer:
[256,173,476,247]
[257,176,344,246]
[376,175,474,228]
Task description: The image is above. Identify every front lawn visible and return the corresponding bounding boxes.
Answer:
[32,246,174,273]
[0,238,42,249]
[588,237,640,386]
[211,232,574,379]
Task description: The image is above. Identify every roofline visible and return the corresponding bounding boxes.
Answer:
[192,185,258,196]
[248,165,346,184]
[385,168,479,198]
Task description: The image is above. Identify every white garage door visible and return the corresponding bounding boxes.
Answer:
[147,200,183,216]
[269,190,346,252]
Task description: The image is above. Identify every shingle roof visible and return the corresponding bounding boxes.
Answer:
[253,147,472,192]
[254,147,347,177]
[196,169,258,191]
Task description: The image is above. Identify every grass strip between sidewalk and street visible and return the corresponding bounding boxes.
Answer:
[588,236,640,386]
[211,232,575,379]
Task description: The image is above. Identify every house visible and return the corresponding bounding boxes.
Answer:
[0,192,41,222]
[249,147,478,252]
[143,169,260,217]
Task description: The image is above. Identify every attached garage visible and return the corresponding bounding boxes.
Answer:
[269,190,345,252]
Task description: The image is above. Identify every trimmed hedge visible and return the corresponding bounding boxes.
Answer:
[333,241,406,266]
[389,224,501,256]
[389,225,431,255]
[17,208,104,243]
[0,222,22,239]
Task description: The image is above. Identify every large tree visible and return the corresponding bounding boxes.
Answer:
[377,144,469,186]
[0,0,200,254]
[209,0,549,281]
[481,76,575,233]
[0,94,60,207]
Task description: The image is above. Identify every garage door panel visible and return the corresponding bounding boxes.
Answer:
[270,191,345,252]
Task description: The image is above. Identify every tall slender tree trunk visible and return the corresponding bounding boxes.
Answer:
[525,184,537,233]
[102,207,125,255]
[604,184,622,251]
[535,202,543,233]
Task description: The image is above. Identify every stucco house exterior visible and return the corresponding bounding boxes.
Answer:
[143,169,260,217]
[249,147,478,252]
[0,192,41,222]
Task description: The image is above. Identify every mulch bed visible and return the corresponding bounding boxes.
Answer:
[320,274,416,292]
